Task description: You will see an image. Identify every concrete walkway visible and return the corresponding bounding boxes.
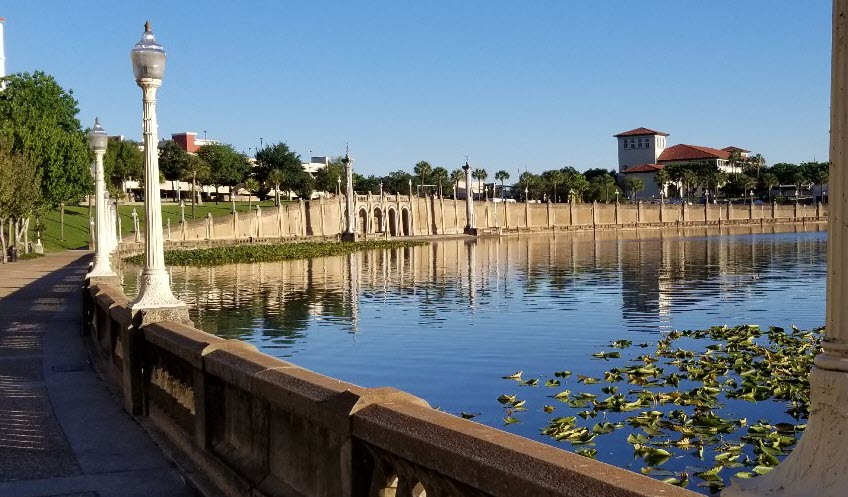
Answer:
[0,252,195,497]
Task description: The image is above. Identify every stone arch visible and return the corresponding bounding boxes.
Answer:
[358,207,369,234]
[388,208,398,236]
[401,207,411,236]
[373,207,384,233]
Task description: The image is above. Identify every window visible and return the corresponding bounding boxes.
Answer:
[624,142,628,149]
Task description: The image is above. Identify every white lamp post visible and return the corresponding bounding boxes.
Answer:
[463,161,475,233]
[342,147,355,241]
[86,118,116,279]
[129,21,185,314]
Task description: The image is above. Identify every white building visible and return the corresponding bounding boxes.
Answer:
[614,127,669,173]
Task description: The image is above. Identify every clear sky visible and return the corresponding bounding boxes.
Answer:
[1,1,832,176]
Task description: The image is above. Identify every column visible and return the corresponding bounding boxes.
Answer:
[463,162,475,234]
[725,3,848,495]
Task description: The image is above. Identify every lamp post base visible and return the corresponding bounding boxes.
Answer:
[129,270,191,327]
[724,367,848,497]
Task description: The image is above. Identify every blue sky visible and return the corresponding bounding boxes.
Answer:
[2,1,831,176]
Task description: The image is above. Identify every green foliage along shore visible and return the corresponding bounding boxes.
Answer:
[124,240,429,267]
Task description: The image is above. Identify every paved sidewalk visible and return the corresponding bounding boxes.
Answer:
[0,252,195,497]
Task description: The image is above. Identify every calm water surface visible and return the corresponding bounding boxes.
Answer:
[123,226,826,487]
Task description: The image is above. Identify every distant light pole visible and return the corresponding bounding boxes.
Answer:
[750,190,755,205]
[86,118,116,279]
[615,190,620,204]
[129,21,185,313]
[463,160,475,233]
[337,176,341,196]
[342,147,355,241]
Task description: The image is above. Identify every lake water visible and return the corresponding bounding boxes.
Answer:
[122,225,827,492]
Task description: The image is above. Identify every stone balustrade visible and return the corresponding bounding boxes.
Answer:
[83,282,698,497]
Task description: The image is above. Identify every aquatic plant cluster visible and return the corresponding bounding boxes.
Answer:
[124,240,429,266]
[494,325,821,493]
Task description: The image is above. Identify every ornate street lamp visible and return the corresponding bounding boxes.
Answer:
[463,160,475,233]
[129,21,186,314]
[342,147,355,240]
[86,118,117,279]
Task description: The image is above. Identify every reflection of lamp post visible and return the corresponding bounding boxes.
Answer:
[86,118,116,279]
[129,21,185,313]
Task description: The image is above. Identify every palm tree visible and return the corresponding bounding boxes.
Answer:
[762,172,779,202]
[681,170,698,203]
[654,169,670,200]
[450,169,464,198]
[495,170,510,200]
[625,177,644,201]
[266,168,285,206]
[413,161,432,194]
[472,168,488,200]
[431,166,449,197]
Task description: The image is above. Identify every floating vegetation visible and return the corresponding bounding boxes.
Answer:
[124,240,429,266]
[495,324,822,493]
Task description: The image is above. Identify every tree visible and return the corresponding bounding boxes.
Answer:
[654,169,670,199]
[588,174,619,203]
[431,167,449,197]
[314,157,344,194]
[802,161,829,201]
[0,143,41,259]
[265,168,285,206]
[568,174,590,203]
[413,161,432,191]
[761,172,779,201]
[159,140,189,183]
[104,138,143,201]
[182,154,210,218]
[255,142,306,201]
[472,168,488,200]
[197,144,250,205]
[450,169,464,198]
[625,177,644,201]
[542,169,566,202]
[0,71,90,209]
[495,170,510,199]
[383,170,415,195]
[681,170,698,202]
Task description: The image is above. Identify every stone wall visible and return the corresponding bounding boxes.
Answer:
[83,283,699,497]
[130,198,828,244]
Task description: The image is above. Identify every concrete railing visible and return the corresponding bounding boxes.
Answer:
[84,282,698,497]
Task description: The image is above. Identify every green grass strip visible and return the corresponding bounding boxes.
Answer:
[124,240,429,267]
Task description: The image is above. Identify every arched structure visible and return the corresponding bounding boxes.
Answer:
[358,207,368,235]
[401,207,411,236]
[388,208,398,236]
[373,207,384,233]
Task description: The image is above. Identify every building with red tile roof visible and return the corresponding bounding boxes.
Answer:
[616,127,751,199]
[614,127,670,138]
[622,163,665,173]
[614,127,670,173]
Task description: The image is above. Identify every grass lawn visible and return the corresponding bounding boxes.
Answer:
[27,200,280,252]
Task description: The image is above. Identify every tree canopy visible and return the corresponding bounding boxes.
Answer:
[0,71,90,207]
[104,138,143,199]
[254,142,311,200]
[198,143,250,191]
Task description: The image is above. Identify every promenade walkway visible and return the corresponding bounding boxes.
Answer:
[0,252,195,497]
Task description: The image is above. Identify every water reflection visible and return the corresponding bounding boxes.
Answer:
[122,224,826,346]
